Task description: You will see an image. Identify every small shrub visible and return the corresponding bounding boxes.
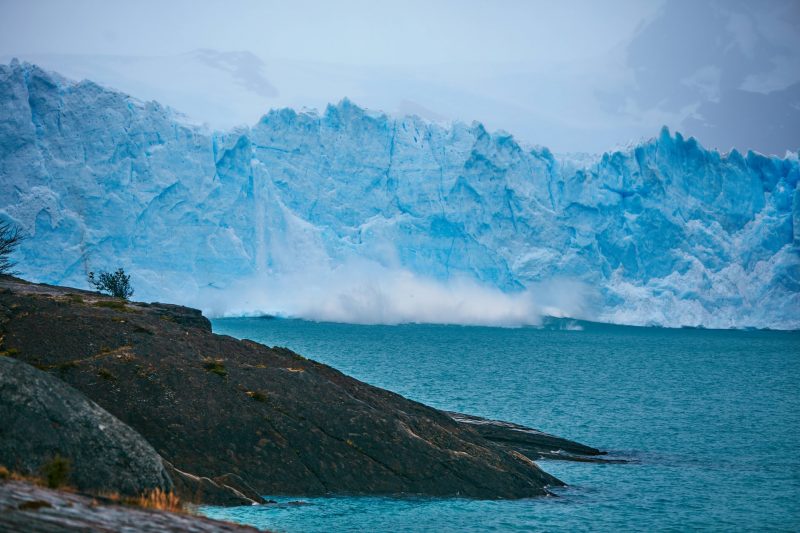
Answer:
[64,293,84,304]
[202,357,227,377]
[41,455,70,488]
[97,367,117,381]
[0,465,9,479]
[88,268,134,300]
[246,390,267,402]
[0,348,20,356]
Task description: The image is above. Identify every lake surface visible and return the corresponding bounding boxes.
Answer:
[201,318,800,532]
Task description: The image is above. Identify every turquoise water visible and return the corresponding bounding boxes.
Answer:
[202,318,800,532]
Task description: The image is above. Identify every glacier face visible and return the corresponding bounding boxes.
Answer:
[1,60,798,329]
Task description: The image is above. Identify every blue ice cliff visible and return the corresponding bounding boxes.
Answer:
[1,61,798,329]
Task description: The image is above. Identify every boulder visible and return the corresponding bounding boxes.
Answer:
[0,356,172,496]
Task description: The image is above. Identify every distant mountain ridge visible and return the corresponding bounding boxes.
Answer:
[1,60,798,329]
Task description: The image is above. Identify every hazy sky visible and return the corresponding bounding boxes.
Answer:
[1,0,798,154]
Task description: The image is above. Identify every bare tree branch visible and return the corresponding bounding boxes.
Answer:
[0,222,24,275]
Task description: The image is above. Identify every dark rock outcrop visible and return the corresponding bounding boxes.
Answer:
[0,480,261,532]
[165,462,267,506]
[211,474,269,505]
[0,277,604,498]
[141,302,213,332]
[447,412,626,463]
[0,356,172,496]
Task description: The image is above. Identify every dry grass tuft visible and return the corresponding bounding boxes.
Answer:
[130,488,184,513]
[202,357,227,377]
[94,300,128,311]
[0,463,56,487]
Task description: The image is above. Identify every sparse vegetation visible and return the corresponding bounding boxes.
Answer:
[55,360,79,372]
[202,357,227,377]
[0,347,19,357]
[94,299,128,311]
[29,358,80,372]
[130,488,184,513]
[88,268,134,300]
[97,367,117,381]
[2,464,184,514]
[97,488,185,513]
[117,351,137,364]
[41,455,71,489]
[0,464,46,485]
[246,390,267,402]
[0,221,24,275]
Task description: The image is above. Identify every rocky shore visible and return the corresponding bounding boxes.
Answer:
[0,276,611,526]
[446,412,626,463]
[0,480,260,532]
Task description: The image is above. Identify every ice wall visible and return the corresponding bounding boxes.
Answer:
[1,61,797,328]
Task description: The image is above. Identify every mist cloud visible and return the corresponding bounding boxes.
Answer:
[191,260,592,327]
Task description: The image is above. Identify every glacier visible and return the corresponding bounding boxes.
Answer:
[0,60,798,329]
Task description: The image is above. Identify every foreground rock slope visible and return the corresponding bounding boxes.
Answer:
[0,480,260,532]
[0,277,590,498]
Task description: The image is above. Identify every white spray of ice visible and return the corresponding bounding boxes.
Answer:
[190,260,592,327]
